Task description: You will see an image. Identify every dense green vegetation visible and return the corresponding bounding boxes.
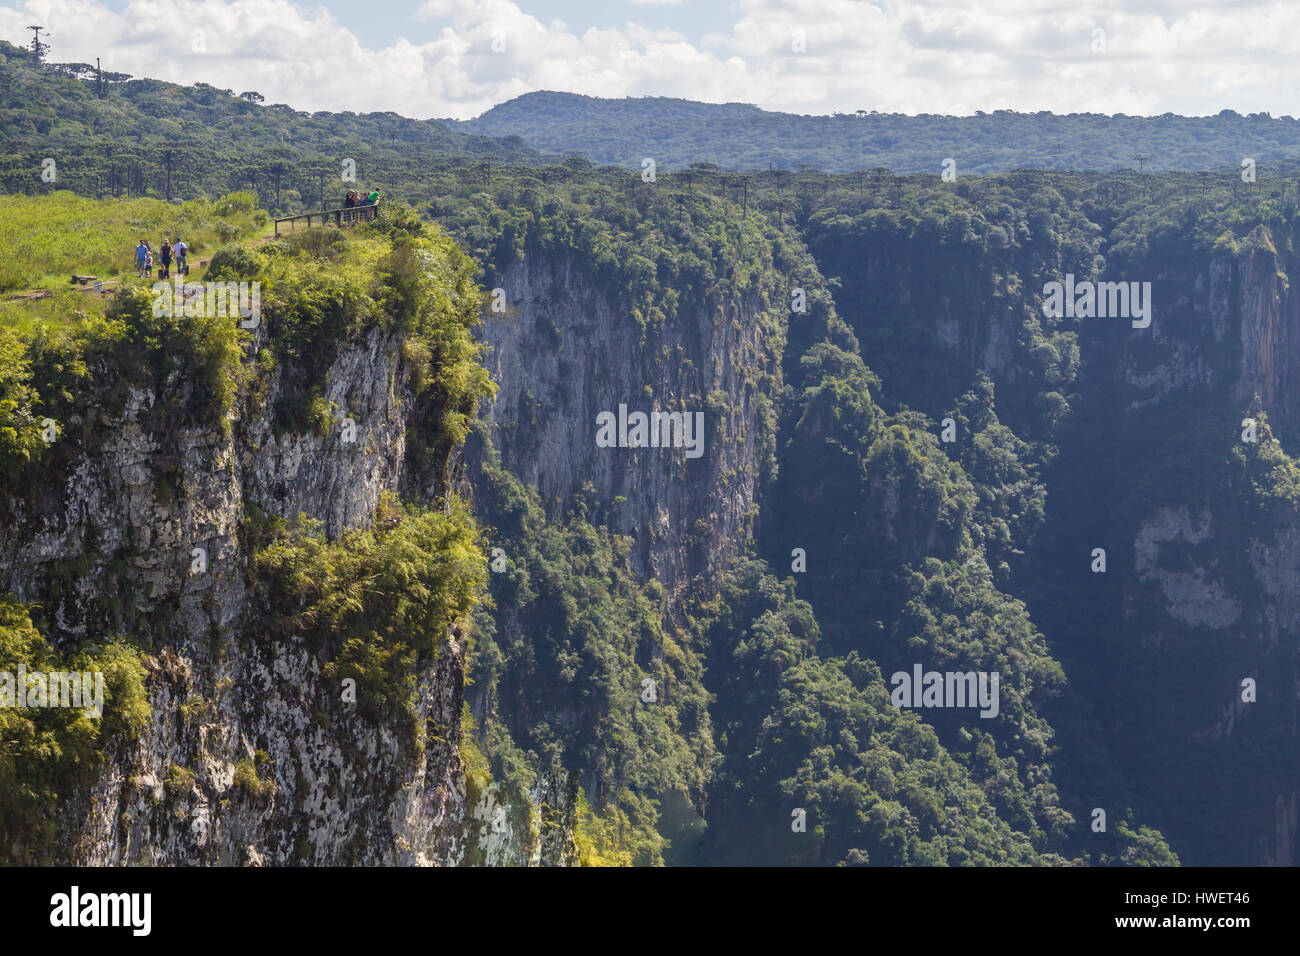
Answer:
[468,447,712,866]
[425,159,787,334]
[780,164,1300,865]
[457,91,1300,174]
[419,158,1191,865]
[252,494,487,725]
[693,558,1172,865]
[0,599,149,861]
[426,148,1300,865]
[0,41,538,215]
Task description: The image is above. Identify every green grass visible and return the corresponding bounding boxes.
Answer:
[0,190,268,293]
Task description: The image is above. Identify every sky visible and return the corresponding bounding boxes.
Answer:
[3,0,1300,120]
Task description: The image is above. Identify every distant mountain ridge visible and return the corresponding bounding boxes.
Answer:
[0,40,540,209]
[454,90,1300,174]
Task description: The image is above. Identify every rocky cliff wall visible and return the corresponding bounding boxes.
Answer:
[0,324,571,865]
[474,251,782,607]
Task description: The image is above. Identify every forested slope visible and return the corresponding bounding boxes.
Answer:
[456,90,1300,174]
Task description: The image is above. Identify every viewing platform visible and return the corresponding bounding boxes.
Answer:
[274,200,379,236]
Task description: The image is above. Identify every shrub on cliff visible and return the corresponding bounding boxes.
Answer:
[0,599,149,862]
[0,327,44,475]
[252,494,487,725]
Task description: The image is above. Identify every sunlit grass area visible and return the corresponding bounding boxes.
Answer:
[0,190,268,293]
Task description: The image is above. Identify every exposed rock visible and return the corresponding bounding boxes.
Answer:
[1133,506,1241,630]
[474,251,780,607]
[0,325,564,866]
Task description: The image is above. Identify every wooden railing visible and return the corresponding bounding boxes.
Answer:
[274,201,379,236]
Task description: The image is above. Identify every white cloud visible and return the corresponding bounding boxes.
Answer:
[2,0,1299,119]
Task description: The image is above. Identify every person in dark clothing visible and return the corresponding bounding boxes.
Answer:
[159,240,172,279]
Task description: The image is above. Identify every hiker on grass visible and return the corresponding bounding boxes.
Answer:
[160,239,172,279]
[144,242,153,276]
[135,240,148,278]
[174,238,188,276]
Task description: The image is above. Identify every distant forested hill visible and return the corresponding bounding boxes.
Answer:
[0,41,540,212]
[454,90,1300,174]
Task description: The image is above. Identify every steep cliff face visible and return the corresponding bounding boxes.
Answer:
[1115,488,1300,865]
[1111,238,1300,866]
[1116,243,1295,422]
[800,198,1300,865]
[1224,245,1300,432]
[0,324,570,866]
[1034,237,1300,866]
[475,250,781,605]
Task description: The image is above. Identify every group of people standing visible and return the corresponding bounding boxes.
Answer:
[134,238,188,279]
[130,189,378,280]
[344,188,380,223]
